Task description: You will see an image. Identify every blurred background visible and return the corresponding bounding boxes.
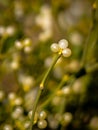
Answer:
[0,0,98,130]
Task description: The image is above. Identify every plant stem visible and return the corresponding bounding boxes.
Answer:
[39,75,68,110]
[40,54,61,89]
[0,35,7,54]
[30,87,42,130]
[30,53,61,130]
[86,62,98,73]
[81,1,98,67]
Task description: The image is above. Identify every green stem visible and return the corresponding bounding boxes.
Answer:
[81,1,98,67]
[30,54,61,130]
[39,75,76,110]
[86,62,98,73]
[40,54,61,89]
[39,75,67,110]
[0,35,7,54]
[30,87,42,130]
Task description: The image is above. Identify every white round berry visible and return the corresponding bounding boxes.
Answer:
[24,46,32,53]
[23,38,31,46]
[39,111,47,120]
[62,86,71,96]
[8,92,16,100]
[10,60,19,70]
[15,41,23,50]
[3,124,13,130]
[24,121,30,129]
[58,39,68,49]
[14,97,23,105]
[50,43,60,53]
[37,120,47,129]
[63,112,72,123]
[11,106,23,119]
[62,48,71,57]
[6,26,15,36]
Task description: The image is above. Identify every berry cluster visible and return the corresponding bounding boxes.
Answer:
[28,110,47,129]
[50,39,71,57]
[37,111,47,129]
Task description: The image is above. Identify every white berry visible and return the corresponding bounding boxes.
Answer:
[62,48,71,57]
[62,86,71,96]
[39,111,47,120]
[15,41,23,50]
[37,120,47,129]
[8,92,16,100]
[6,26,15,36]
[3,124,13,130]
[11,106,23,119]
[23,38,31,46]
[63,112,73,123]
[58,39,68,49]
[50,43,60,53]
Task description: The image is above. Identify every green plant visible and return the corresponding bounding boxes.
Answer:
[0,0,98,130]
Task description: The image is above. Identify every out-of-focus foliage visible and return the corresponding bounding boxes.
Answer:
[0,0,98,130]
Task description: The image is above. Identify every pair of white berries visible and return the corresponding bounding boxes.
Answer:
[50,39,71,57]
[37,111,47,129]
[28,110,47,129]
